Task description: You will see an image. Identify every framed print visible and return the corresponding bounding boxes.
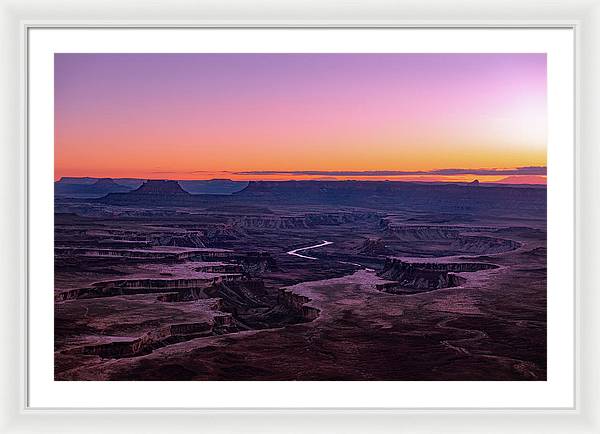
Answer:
[0,0,599,433]
[35,25,573,406]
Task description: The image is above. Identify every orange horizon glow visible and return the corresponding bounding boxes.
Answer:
[55,54,547,184]
[54,171,547,185]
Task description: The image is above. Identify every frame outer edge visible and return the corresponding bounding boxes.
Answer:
[1,0,599,433]
[0,2,22,433]
[580,3,600,431]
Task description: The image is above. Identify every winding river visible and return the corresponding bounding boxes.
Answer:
[286,240,374,271]
[286,240,333,260]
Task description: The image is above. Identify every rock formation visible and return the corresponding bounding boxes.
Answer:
[133,180,190,195]
[100,179,193,205]
[356,238,392,256]
[55,177,133,198]
[377,258,498,293]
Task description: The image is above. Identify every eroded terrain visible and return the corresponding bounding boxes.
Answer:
[55,180,547,380]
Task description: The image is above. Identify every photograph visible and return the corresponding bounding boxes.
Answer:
[53,52,547,381]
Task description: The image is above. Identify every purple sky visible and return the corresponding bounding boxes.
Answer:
[55,53,547,182]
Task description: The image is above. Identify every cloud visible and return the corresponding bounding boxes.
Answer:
[234,167,547,177]
[150,171,185,174]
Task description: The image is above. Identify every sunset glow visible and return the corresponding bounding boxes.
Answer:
[55,53,547,183]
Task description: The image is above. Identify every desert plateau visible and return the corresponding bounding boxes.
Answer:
[54,178,547,380]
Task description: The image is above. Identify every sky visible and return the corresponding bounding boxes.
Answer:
[55,53,547,184]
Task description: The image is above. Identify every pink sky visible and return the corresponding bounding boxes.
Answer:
[55,53,547,183]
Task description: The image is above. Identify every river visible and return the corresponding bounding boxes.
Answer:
[286,240,333,260]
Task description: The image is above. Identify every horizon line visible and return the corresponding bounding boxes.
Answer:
[55,175,547,186]
[55,166,547,185]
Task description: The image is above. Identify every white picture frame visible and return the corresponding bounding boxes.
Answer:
[1,0,598,432]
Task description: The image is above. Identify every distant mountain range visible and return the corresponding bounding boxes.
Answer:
[54,178,132,198]
[91,179,546,219]
[55,177,249,198]
[495,175,547,185]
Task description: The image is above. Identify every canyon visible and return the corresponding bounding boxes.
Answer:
[54,179,547,381]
